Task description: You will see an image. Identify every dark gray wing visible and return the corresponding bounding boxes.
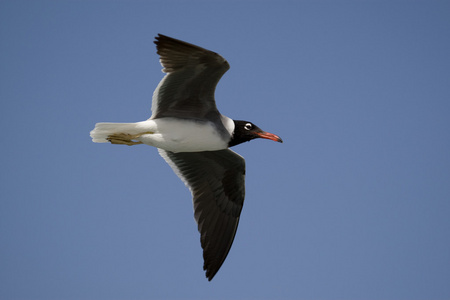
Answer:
[151,34,230,121]
[158,149,245,281]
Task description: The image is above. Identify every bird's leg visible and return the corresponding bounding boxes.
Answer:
[107,133,142,145]
[106,132,153,146]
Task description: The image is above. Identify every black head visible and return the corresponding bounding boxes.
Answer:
[228,120,283,147]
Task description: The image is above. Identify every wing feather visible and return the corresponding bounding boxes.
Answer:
[151,34,230,121]
[158,149,245,280]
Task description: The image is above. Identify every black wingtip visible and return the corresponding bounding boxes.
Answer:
[154,33,165,45]
[204,263,218,281]
[206,271,217,281]
[154,33,173,46]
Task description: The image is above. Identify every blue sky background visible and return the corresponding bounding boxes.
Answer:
[1,1,449,299]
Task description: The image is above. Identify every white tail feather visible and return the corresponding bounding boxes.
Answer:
[90,122,142,143]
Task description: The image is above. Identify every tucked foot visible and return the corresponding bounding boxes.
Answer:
[107,133,144,146]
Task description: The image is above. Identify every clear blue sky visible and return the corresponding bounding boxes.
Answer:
[1,1,449,299]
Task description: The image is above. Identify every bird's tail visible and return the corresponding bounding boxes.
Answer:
[90,122,142,143]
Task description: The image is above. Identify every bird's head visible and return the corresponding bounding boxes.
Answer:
[228,120,283,147]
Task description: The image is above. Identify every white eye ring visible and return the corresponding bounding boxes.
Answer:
[244,123,252,130]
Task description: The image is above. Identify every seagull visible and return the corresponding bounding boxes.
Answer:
[90,34,282,281]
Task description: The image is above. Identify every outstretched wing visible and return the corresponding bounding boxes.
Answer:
[151,34,230,121]
[158,149,245,281]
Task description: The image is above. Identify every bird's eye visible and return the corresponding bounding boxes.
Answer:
[244,123,252,130]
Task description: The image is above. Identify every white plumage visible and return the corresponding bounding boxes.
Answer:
[90,116,234,153]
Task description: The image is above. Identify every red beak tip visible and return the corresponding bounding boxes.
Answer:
[258,132,283,143]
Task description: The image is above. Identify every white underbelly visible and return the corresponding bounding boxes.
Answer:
[137,118,229,152]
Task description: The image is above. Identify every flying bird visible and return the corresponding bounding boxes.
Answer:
[90,34,282,280]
